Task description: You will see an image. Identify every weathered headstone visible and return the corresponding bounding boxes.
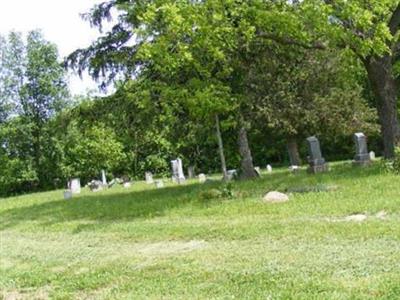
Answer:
[198,173,207,183]
[227,169,238,181]
[306,136,328,173]
[254,166,261,176]
[88,180,103,192]
[289,165,300,174]
[188,166,195,179]
[369,151,376,161]
[266,164,273,173]
[101,170,107,186]
[145,172,154,184]
[69,178,81,194]
[63,190,72,200]
[123,182,131,188]
[353,132,371,166]
[171,158,185,184]
[155,179,164,188]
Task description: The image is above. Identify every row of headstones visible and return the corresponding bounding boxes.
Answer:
[64,169,133,199]
[145,158,207,188]
[64,132,372,199]
[306,132,372,173]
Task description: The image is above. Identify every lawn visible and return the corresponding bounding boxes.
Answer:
[1,162,400,299]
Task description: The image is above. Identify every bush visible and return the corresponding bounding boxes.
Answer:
[393,147,400,174]
[380,147,400,174]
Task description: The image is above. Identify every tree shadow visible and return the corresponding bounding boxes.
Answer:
[0,182,220,230]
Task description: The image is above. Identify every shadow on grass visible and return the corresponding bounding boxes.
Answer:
[0,182,223,230]
[0,162,382,230]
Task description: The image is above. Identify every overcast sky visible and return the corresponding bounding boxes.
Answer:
[0,0,109,96]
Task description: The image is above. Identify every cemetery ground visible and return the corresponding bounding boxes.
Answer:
[1,162,400,299]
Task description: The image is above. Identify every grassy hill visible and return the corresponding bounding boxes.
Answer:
[1,162,399,299]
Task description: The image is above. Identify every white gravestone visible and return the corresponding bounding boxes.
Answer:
[101,170,107,186]
[69,178,81,194]
[155,180,164,188]
[369,151,376,160]
[123,182,131,188]
[145,172,154,184]
[171,158,185,184]
[266,165,272,173]
[198,173,207,183]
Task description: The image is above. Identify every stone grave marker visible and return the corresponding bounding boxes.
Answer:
[227,169,238,181]
[69,178,81,194]
[266,164,272,173]
[63,190,72,200]
[198,173,207,183]
[155,179,164,188]
[353,132,371,166]
[188,166,195,179]
[171,158,185,184]
[369,151,376,160]
[145,172,154,184]
[306,136,328,173]
[101,170,107,186]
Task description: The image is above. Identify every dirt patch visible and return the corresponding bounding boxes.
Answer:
[344,214,367,222]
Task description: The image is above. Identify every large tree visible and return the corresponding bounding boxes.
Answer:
[0,30,68,187]
[255,0,400,158]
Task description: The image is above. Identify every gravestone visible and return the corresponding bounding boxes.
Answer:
[171,158,185,184]
[123,182,131,188]
[306,136,328,173]
[101,170,107,186]
[63,190,72,200]
[369,151,376,161]
[69,178,81,194]
[289,165,300,174]
[254,166,261,176]
[188,166,195,179]
[353,132,371,166]
[145,172,154,184]
[155,179,164,188]
[88,180,103,192]
[266,164,272,173]
[227,169,238,181]
[198,173,207,183]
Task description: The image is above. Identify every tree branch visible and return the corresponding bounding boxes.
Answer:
[389,3,400,36]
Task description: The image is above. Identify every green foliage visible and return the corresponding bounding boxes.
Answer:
[394,147,400,174]
[62,122,126,182]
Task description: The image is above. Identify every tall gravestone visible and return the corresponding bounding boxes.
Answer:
[306,136,328,173]
[171,158,185,184]
[188,166,195,179]
[69,178,81,194]
[353,132,371,166]
[101,170,107,186]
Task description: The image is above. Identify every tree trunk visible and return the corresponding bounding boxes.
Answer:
[364,56,400,159]
[215,114,228,180]
[287,138,302,166]
[237,120,257,179]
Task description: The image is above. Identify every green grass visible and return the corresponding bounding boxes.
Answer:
[1,162,400,299]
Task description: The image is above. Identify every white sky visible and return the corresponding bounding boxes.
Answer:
[0,0,110,96]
